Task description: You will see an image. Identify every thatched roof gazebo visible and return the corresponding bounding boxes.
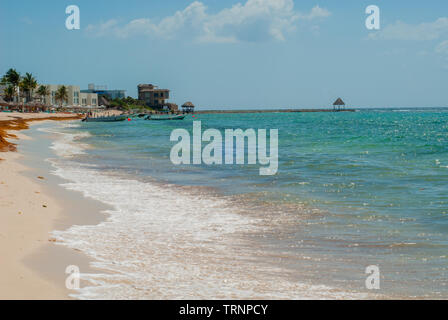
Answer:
[333,98,345,111]
[98,95,111,108]
[165,103,179,112]
[0,100,11,111]
[182,101,195,113]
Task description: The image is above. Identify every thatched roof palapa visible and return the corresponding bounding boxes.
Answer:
[98,95,111,107]
[166,103,178,111]
[333,98,345,106]
[182,101,195,108]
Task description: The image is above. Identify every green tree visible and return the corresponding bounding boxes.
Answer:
[36,85,50,105]
[55,85,68,107]
[1,68,21,102]
[3,85,16,102]
[20,72,38,102]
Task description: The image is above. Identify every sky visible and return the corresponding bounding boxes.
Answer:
[1,0,448,109]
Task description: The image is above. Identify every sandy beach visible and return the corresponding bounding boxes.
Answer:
[0,112,84,299]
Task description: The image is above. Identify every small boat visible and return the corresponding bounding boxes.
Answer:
[145,114,185,121]
[82,115,128,122]
[129,113,147,118]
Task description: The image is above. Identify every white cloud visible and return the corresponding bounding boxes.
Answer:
[299,5,331,20]
[435,40,448,68]
[369,17,448,41]
[86,0,330,43]
[435,40,448,55]
[366,17,448,67]
[86,19,119,37]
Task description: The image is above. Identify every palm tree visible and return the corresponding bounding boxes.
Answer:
[18,80,27,103]
[1,69,21,102]
[55,85,68,107]
[36,85,50,105]
[21,73,38,102]
[3,85,16,102]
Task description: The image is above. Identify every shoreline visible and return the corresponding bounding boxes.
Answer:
[0,113,82,152]
[0,112,104,299]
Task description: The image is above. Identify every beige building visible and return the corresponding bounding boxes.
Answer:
[39,85,98,107]
[138,84,170,109]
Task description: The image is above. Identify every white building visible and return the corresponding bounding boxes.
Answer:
[40,85,98,107]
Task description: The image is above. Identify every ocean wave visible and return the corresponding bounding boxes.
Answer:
[38,123,91,157]
[45,127,367,300]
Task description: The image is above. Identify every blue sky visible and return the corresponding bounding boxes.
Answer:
[1,0,448,109]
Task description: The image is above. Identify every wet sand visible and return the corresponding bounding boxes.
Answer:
[0,112,106,299]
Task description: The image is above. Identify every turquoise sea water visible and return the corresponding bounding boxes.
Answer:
[49,108,448,299]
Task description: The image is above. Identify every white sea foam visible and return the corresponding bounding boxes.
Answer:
[47,127,368,300]
[38,123,91,157]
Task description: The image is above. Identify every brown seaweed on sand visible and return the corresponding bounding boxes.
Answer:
[0,116,82,152]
